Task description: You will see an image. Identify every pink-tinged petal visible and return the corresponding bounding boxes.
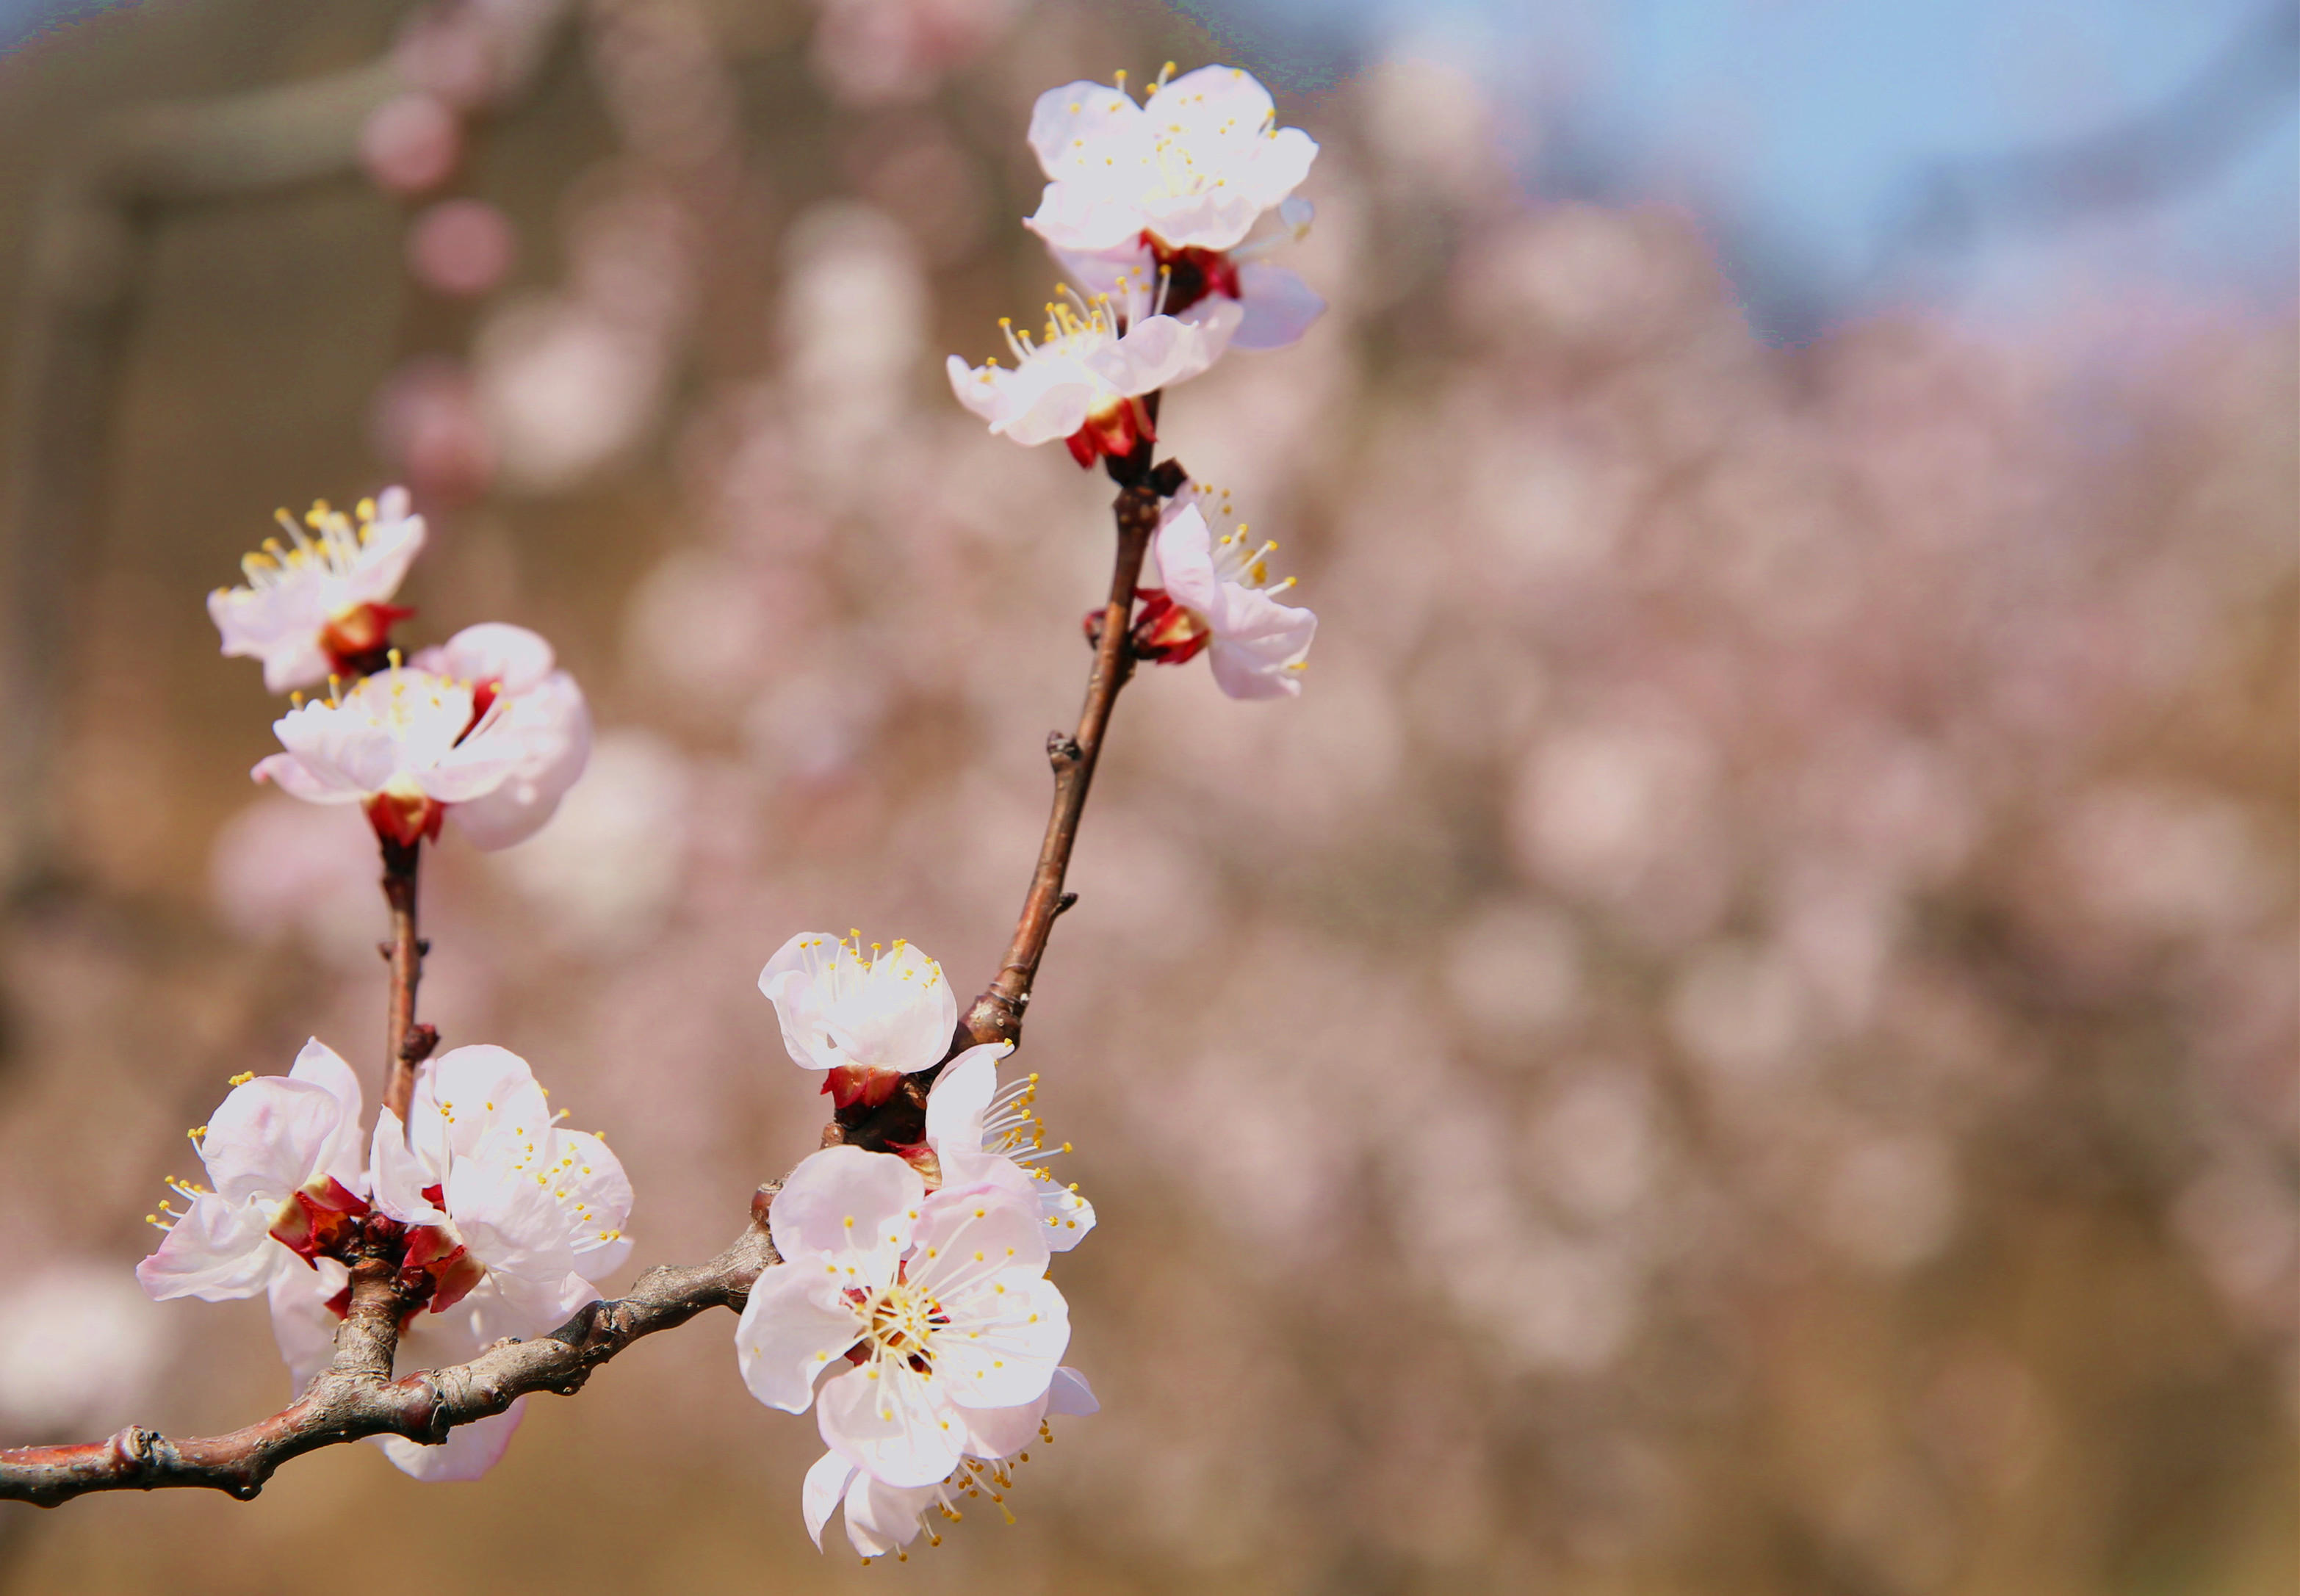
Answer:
[923,1044,1012,1182]
[1208,584,1316,701]
[287,1039,366,1191]
[946,355,1005,425]
[735,1263,862,1414]
[1025,81,1139,177]
[1152,504,1224,618]
[827,942,956,1075]
[267,1260,342,1397]
[802,1450,857,1549]
[1042,1182,1096,1252]
[136,1196,280,1301]
[557,1130,635,1279]
[768,1146,923,1273]
[1231,263,1326,351]
[909,1185,1053,1287]
[425,1045,552,1160]
[445,673,591,851]
[200,1076,350,1205]
[1092,307,1235,398]
[759,931,848,1072]
[367,1110,447,1226]
[433,622,554,693]
[956,1388,1050,1459]
[843,1473,938,1557]
[376,1401,525,1481]
[250,751,364,804]
[939,1275,1070,1412]
[342,510,425,610]
[815,1361,967,1490]
[1052,242,1153,300]
[444,1151,571,1283]
[1048,1364,1099,1417]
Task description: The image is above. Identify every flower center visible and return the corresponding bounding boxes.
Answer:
[846,1279,949,1374]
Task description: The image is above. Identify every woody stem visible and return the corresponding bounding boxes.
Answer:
[379,837,429,1122]
[960,477,1161,1049]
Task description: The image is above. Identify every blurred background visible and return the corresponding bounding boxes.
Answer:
[0,1,2293,1592]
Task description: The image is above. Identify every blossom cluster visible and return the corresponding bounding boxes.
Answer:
[747,934,1097,1559]
[211,488,591,851]
[139,1039,632,1479]
[947,64,1322,698]
[112,57,1324,1553]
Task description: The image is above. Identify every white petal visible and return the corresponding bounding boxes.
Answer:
[1152,503,1224,618]
[267,1259,342,1397]
[758,931,848,1072]
[134,1196,280,1301]
[801,1450,857,1550]
[376,1402,525,1481]
[735,1263,862,1414]
[434,622,555,693]
[250,751,364,804]
[815,1361,967,1490]
[1041,1182,1097,1252]
[1048,1364,1100,1417]
[843,1472,938,1557]
[938,1275,1069,1412]
[1231,263,1327,351]
[287,1038,367,1191]
[367,1110,447,1226]
[199,1076,349,1205]
[1208,583,1316,700]
[767,1146,923,1273]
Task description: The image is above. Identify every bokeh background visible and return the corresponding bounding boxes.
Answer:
[0,1,2293,1592]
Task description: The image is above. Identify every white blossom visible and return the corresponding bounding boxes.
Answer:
[736,1147,1070,1490]
[758,931,1006,1110]
[1136,488,1316,698]
[1024,66,1317,255]
[409,624,593,849]
[207,491,424,693]
[925,1047,1095,1250]
[801,1367,1098,1561]
[250,660,527,848]
[136,1039,369,1307]
[945,281,1239,467]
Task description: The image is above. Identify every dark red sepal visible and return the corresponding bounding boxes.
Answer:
[365,791,444,848]
[320,602,417,679]
[823,1065,907,1111]
[1064,396,1155,470]
[1130,588,1211,665]
[402,1224,485,1315]
[267,1177,371,1266]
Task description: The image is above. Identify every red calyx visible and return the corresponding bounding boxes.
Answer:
[267,1177,372,1266]
[823,1065,907,1112]
[320,603,417,679]
[1065,395,1155,470]
[400,1223,486,1315]
[1130,588,1211,665]
[1144,232,1241,317]
[365,790,444,848]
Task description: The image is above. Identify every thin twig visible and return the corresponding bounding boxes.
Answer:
[378,837,429,1122]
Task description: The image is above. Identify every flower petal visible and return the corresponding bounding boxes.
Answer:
[815,1360,967,1490]
[1231,263,1327,351]
[767,1146,923,1273]
[802,1449,857,1550]
[735,1262,862,1414]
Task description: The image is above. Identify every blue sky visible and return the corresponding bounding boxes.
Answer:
[1187,0,2300,338]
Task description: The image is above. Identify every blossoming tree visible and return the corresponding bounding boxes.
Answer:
[0,62,1322,1564]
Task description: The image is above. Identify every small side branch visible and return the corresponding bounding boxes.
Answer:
[0,1195,780,1507]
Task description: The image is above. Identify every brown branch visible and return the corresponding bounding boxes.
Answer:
[962,480,1161,1048]
[378,837,433,1122]
[0,1188,780,1507]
